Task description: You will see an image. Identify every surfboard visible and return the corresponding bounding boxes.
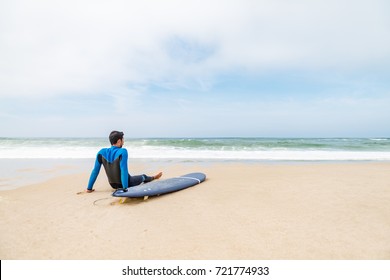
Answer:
[112,172,206,198]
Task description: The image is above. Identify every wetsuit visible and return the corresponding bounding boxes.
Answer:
[87,146,153,190]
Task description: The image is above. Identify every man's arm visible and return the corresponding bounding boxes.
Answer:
[87,153,102,191]
[120,149,129,189]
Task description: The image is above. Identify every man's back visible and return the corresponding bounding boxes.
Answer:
[97,146,127,163]
[88,145,129,190]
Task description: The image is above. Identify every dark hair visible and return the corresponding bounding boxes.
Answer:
[109,131,124,145]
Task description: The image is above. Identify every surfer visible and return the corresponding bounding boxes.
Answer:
[85,131,162,193]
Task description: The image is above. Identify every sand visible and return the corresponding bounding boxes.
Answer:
[0,161,390,260]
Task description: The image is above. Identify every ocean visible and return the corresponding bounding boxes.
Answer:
[1,137,390,161]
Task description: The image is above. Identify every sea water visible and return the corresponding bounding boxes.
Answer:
[1,137,390,161]
[1,137,389,189]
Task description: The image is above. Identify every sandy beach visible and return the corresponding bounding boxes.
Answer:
[1,161,390,260]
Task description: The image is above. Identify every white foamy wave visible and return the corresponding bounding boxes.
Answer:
[2,146,388,161]
[127,148,390,161]
[0,146,98,159]
[1,139,390,161]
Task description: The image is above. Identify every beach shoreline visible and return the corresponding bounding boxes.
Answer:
[1,158,388,190]
[0,161,389,259]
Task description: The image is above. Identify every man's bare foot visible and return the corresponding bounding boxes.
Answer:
[153,172,163,180]
[85,189,95,193]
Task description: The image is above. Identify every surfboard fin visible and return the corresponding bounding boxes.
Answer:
[143,196,149,201]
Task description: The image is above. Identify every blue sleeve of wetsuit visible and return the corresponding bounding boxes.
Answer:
[87,153,102,190]
[120,149,129,189]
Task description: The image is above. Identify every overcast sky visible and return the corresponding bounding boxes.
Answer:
[1,0,389,137]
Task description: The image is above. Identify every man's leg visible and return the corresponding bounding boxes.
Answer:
[128,175,145,187]
[128,172,162,187]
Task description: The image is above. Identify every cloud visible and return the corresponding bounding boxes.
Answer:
[0,0,389,100]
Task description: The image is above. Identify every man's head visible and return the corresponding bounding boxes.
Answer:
[109,131,124,146]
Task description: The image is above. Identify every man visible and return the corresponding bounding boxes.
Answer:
[86,131,162,193]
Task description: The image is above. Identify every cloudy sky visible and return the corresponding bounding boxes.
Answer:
[1,0,389,137]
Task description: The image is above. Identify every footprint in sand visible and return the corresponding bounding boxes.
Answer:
[76,190,95,195]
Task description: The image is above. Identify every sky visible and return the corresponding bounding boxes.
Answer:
[0,0,390,138]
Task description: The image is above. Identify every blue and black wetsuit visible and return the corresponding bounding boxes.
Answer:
[87,146,153,191]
